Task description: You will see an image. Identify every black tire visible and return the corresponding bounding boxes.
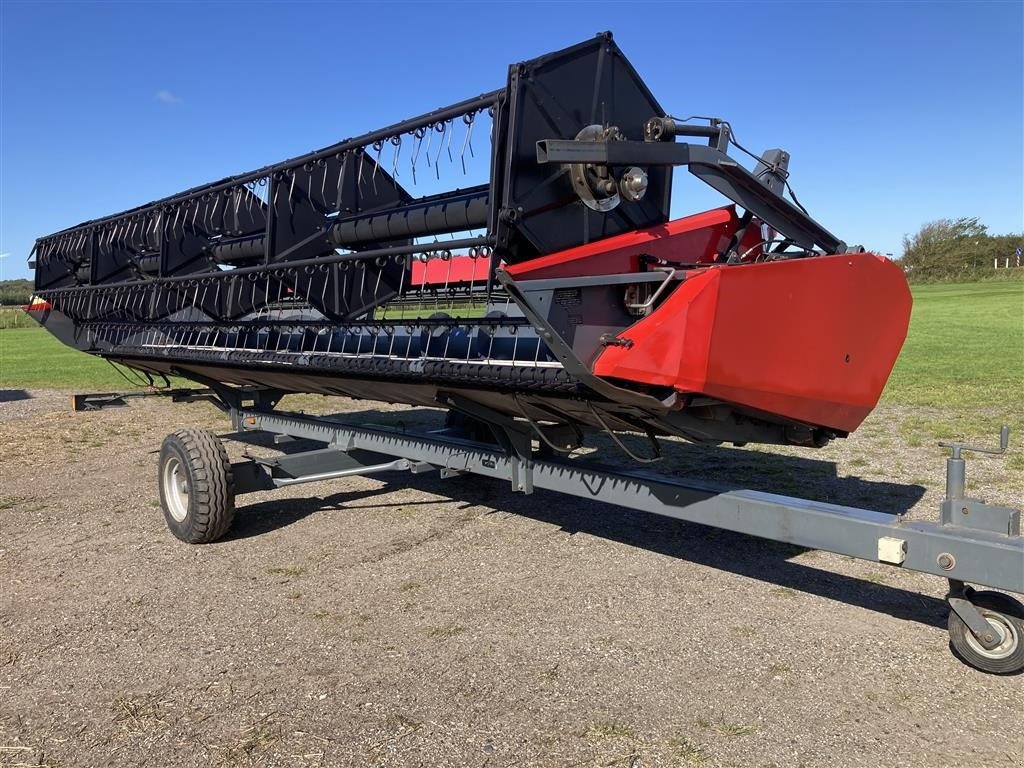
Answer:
[158,428,235,544]
[948,591,1024,675]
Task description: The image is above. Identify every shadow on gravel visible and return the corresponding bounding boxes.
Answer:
[226,432,943,628]
[0,389,32,403]
[225,486,446,541]
[506,488,949,629]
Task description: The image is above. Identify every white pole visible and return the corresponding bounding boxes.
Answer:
[994,258,998,269]
[1006,257,1011,268]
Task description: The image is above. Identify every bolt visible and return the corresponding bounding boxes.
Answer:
[961,506,969,515]
[937,553,956,570]
[619,167,649,202]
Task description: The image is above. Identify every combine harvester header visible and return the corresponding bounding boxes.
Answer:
[26,34,1023,674]
[28,33,909,449]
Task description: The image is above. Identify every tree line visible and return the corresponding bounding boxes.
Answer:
[0,279,33,306]
[901,217,1023,282]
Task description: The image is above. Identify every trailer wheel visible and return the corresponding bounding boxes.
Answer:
[948,591,1024,675]
[158,429,235,544]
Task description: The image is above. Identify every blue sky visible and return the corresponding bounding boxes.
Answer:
[1,1,1021,280]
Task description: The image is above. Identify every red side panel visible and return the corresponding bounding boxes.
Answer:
[23,298,52,312]
[411,256,490,286]
[412,205,751,285]
[506,206,740,280]
[593,253,912,433]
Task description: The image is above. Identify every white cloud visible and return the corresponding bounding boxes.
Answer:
[155,89,183,105]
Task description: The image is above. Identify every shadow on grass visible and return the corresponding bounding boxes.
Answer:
[224,428,943,628]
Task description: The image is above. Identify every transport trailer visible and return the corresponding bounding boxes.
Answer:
[27,31,1024,673]
[76,386,1024,675]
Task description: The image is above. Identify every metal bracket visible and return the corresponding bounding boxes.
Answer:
[166,368,284,420]
[440,392,535,493]
[939,427,1014,532]
[535,137,845,254]
[947,580,1002,650]
[71,387,219,412]
[941,499,1021,536]
[494,268,676,414]
[271,457,410,488]
[234,447,417,494]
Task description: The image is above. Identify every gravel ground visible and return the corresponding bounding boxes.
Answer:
[0,389,1021,768]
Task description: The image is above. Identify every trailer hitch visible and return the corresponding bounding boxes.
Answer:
[938,426,1019,535]
[940,427,1016,650]
[939,426,1010,500]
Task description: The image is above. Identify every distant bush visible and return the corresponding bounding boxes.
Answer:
[0,278,33,306]
[902,218,1024,283]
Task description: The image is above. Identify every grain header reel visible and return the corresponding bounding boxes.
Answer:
[27,33,909,450]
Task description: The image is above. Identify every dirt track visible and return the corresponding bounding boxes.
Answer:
[1,390,1021,768]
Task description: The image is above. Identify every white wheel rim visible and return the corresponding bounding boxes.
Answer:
[162,456,189,523]
[965,613,1019,660]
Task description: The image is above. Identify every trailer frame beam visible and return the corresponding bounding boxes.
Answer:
[228,405,1023,595]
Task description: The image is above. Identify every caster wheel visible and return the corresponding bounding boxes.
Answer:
[948,591,1024,675]
[158,428,235,544]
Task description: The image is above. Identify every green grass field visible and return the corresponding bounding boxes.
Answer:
[2,282,1022,418]
[0,311,149,390]
[880,281,1023,447]
[882,281,1023,407]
